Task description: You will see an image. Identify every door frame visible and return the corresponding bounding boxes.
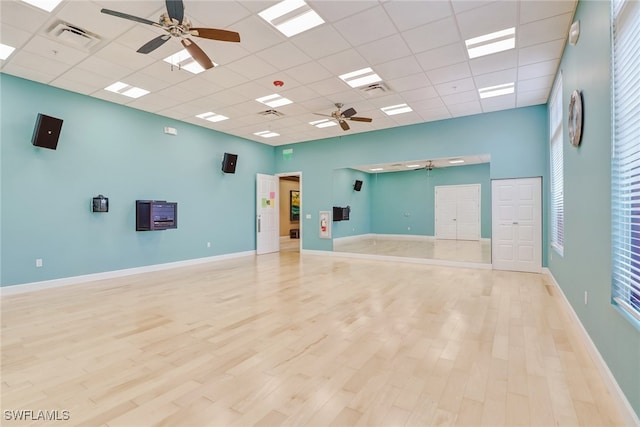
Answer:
[276,171,303,252]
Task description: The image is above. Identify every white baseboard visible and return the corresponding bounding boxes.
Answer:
[543,269,640,426]
[0,251,256,296]
[332,233,375,244]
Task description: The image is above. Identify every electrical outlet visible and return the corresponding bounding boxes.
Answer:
[36,258,43,267]
[207,242,211,248]
[584,291,588,305]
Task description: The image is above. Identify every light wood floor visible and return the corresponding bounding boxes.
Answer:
[1,252,625,426]
[333,237,492,265]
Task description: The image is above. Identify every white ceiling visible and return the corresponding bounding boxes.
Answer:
[352,153,491,173]
[0,0,576,146]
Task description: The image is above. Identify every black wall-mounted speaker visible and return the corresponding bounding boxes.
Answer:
[32,113,63,150]
[222,152,238,173]
[354,179,363,191]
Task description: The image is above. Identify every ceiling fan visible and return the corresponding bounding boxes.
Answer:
[314,103,373,131]
[413,160,436,176]
[100,0,241,70]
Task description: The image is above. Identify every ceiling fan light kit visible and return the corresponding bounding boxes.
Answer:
[100,0,241,71]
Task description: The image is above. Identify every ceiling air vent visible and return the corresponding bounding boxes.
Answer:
[360,82,389,97]
[259,109,285,117]
[48,21,101,49]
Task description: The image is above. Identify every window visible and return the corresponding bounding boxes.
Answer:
[549,75,564,255]
[612,0,640,325]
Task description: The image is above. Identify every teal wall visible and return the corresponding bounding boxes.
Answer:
[369,163,491,238]
[547,0,640,416]
[275,106,548,255]
[0,74,274,286]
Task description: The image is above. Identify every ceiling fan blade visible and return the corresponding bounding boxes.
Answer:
[341,107,357,118]
[348,116,373,122]
[137,35,171,54]
[313,113,333,118]
[181,39,214,70]
[339,120,350,131]
[100,8,161,28]
[190,28,241,43]
[165,0,184,24]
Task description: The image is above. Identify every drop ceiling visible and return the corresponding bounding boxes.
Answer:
[0,0,576,146]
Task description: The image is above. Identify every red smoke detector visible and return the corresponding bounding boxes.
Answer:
[273,80,284,87]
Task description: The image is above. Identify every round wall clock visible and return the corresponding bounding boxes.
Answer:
[568,89,583,147]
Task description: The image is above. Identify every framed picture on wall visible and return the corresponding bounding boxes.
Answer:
[290,190,300,221]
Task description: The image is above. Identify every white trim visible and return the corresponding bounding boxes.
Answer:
[302,248,492,270]
[333,234,491,245]
[332,233,376,244]
[0,251,256,296]
[544,269,640,427]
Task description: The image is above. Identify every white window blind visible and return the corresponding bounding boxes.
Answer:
[612,0,640,324]
[549,76,564,255]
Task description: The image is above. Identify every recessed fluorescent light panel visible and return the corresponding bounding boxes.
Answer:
[478,82,515,99]
[449,159,465,164]
[259,0,325,37]
[465,27,515,59]
[104,82,150,99]
[256,94,293,108]
[254,130,280,138]
[406,164,421,168]
[370,167,384,172]
[20,0,62,12]
[309,119,338,128]
[339,67,382,88]
[164,50,217,74]
[381,104,413,116]
[196,112,229,123]
[0,43,16,60]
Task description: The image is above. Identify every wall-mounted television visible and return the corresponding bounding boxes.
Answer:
[333,206,350,221]
[136,200,177,231]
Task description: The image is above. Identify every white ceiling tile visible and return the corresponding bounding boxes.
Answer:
[4,49,70,82]
[450,1,495,14]
[387,72,431,92]
[49,77,95,95]
[520,0,577,24]
[333,6,398,47]
[51,66,112,91]
[0,23,33,50]
[181,1,252,29]
[230,15,284,53]
[518,39,565,66]
[21,35,89,66]
[75,55,134,80]
[517,90,549,107]
[402,17,461,54]
[285,61,333,85]
[289,24,350,60]
[518,75,553,93]
[225,55,277,80]
[469,49,517,75]
[308,1,378,23]
[154,84,203,104]
[128,92,179,112]
[56,1,144,41]
[317,48,368,75]
[383,0,453,31]
[481,94,516,111]
[519,13,572,48]
[198,65,249,88]
[435,77,476,97]
[448,100,482,117]
[357,35,411,66]
[194,37,250,65]
[441,89,478,106]
[255,41,312,71]
[375,55,422,80]
[455,1,517,40]
[427,62,471,85]
[518,59,557,80]
[400,86,439,103]
[418,107,452,122]
[1,0,49,29]
[410,96,446,111]
[280,85,322,103]
[415,43,467,71]
[473,68,517,89]
[94,41,156,69]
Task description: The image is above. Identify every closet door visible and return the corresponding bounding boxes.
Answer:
[491,177,542,273]
[435,184,480,240]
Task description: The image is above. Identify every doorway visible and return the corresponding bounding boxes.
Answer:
[435,184,481,240]
[279,174,301,253]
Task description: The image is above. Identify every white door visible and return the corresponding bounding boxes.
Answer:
[435,184,481,241]
[256,173,279,255]
[491,177,542,273]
